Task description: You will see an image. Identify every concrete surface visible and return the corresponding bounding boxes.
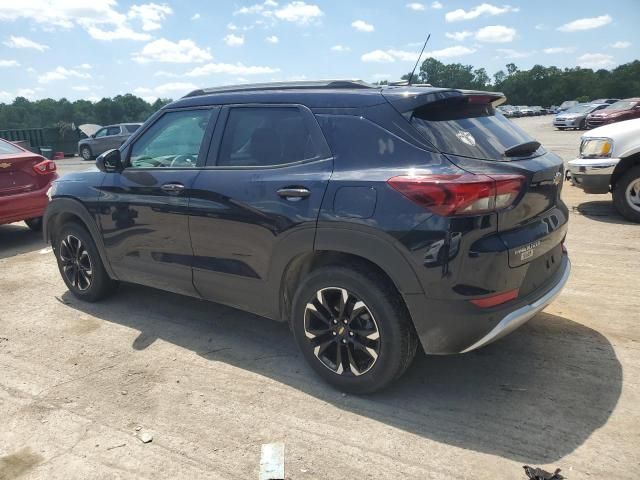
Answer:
[1,116,638,479]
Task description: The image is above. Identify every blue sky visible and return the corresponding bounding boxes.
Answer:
[0,0,638,102]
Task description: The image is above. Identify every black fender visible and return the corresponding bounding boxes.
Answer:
[44,197,118,280]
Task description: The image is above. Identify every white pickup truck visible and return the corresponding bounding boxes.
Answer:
[568,118,640,222]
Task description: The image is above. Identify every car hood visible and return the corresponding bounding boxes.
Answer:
[78,124,102,136]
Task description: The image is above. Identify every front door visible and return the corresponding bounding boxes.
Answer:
[189,105,333,317]
[98,107,218,296]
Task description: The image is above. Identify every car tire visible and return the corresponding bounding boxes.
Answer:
[80,146,92,161]
[557,127,566,131]
[24,217,43,231]
[291,264,418,394]
[612,166,640,223]
[53,222,118,302]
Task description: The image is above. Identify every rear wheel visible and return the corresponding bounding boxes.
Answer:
[291,265,418,394]
[613,166,640,223]
[25,217,43,231]
[54,223,118,301]
[80,146,92,161]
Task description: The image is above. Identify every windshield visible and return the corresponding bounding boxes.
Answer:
[565,105,593,114]
[605,100,637,111]
[410,97,539,161]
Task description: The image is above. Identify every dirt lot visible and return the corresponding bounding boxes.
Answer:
[1,116,638,479]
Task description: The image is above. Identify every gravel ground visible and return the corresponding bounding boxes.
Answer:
[1,116,638,479]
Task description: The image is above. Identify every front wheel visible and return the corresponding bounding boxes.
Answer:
[54,223,118,301]
[291,265,418,394]
[612,166,640,223]
[80,146,92,161]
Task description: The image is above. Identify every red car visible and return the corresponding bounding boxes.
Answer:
[0,138,57,231]
[586,98,640,129]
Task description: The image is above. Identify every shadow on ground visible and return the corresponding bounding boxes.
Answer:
[63,283,621,465]
[0,224,46,259]
[573,200,633,225]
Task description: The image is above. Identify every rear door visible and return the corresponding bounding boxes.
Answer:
[97,107,218,296]
[189,104,333,318]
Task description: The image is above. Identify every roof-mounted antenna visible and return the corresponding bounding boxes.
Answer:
[407,33,431,86]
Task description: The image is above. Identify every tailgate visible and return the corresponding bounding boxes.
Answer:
[0,152,46,196]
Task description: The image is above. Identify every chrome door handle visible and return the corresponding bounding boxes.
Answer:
[277,187,311,201]
[161,183,185,194]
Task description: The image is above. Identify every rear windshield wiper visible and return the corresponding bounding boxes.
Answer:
[504,140,541,157]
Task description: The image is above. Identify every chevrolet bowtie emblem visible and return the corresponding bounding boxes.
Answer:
[0,162,10,169]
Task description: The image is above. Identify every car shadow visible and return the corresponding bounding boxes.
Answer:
[62,284,621,465]
[572,199,635,225]
[0,223,47,259]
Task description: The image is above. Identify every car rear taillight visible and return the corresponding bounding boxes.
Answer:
[387,173,524,216]
[470,288,519,308]
[33,160,57,175]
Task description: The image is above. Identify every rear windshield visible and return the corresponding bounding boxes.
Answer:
[410,97,539,161]
[0,140,22,155]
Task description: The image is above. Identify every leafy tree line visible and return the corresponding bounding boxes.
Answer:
[0,94,171,130]
[402,59,640,106]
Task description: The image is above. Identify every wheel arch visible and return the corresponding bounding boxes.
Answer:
[611,153,640,190]
[44,197,117,279]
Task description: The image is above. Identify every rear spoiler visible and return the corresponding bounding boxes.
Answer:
[381,87,506,114]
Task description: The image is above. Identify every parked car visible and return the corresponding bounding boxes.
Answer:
[531,106,544,116]
[518,106,534,116]
[553,103,609,130]
[78,123,142,160]
[0,138,57,230]
[44,81,570,393]
[558,100,579,112]
[568,118,640,222]
[586,98,640,129]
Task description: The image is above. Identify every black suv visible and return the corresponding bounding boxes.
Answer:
[44,81,570,393]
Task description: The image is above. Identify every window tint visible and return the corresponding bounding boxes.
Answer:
[125,124,140,133]
[106,126,121,136]
[129,109,212,168]
[0,139,22,154]
[218,107,318,167]
[94,128,107,138]
[410,97,539,161]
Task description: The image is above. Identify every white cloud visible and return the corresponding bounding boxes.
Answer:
[154,82,198,95]
[446,31,473,41]
[72,85,91,91]
[496,48,533,59]
[133,38,212,63]
[361,50,395,63]
[3,35,49,51]
[577,53,615,69]
[191,13,201,20]
[431,1,443,9]
[0,59,20,67]
[331,44,351,52]
[558,15,612,32]
[362,45,476,63]
[0,1,152,41]
[185,62,280,77]
[535,24,545,30]
[352,20,374,32]
[446,3,519,22]
[76,63,92,69]
[543,46,575,54]
[265,35,279,44]
[86,25,151,41]
[128,3,172,31]
[274,2,324,24]
[17,88,37,98]
[475,25,516,43]
[224,33,245,46]
[611,41,631,49]
[38,66,92,83]
[406,3,426,11]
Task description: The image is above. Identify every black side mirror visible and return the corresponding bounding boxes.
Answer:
[96,149,123,173]
[90,134,96,138]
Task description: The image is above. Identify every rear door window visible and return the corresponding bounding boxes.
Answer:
[217,107,320,167]
[410,97,539,161]
[106,126,122,136]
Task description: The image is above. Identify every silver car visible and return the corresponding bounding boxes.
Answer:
[553,103,608,130]
[78,123,142,160]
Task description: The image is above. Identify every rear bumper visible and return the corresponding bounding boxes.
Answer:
[460,257,571,352]
[403,254,570,354]
[567,158,618,194]
[0,182,52,225]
